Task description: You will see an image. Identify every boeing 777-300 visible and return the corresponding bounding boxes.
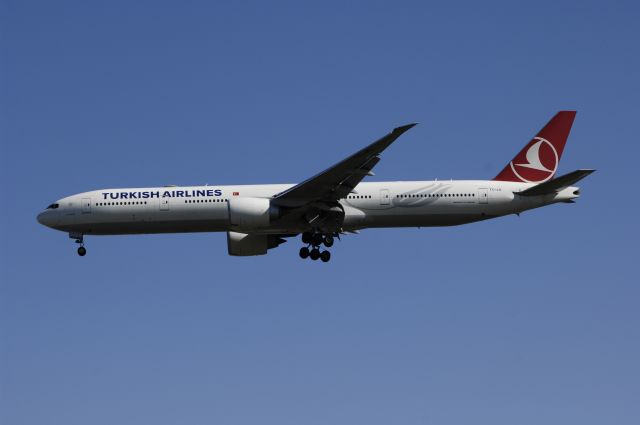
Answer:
[37,111,594,262]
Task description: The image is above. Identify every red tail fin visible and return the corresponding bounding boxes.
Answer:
[494,111,576,183]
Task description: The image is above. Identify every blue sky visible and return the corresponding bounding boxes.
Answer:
[1,1,638,424]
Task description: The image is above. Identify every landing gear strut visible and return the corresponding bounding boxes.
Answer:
[299,232,334,262]
[70,232,86,256]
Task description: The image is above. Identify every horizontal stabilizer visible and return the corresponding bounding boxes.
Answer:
[517,169,595,196]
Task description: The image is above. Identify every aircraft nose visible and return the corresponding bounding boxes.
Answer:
[37,211,54,227]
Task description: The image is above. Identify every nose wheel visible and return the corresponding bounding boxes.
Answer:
[70,233,87,257]
[299,232,334,262]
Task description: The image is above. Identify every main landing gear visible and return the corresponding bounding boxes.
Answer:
[70,232,87,256]
[299,232,334,263]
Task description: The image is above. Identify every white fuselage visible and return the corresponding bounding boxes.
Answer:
[37,180,580,236]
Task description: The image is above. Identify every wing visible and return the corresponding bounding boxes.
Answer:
[272,123,417,207]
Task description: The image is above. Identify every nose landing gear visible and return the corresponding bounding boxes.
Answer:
[70,232,87,256]
[299,232,334,262]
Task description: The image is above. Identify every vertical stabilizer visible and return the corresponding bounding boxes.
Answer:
[494,111,576,183]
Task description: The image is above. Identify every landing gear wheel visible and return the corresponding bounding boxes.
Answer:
[301,232,312,244]
[310,248,320,261]
[320,250,331,262]
[312,233,324,246]
[77,246,87,257]
[323,235,334,247]
[299,247,310,259]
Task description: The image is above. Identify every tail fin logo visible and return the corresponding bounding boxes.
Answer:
[509,137,558,183]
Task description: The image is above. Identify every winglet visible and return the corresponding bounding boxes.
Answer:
[393,123,418,135]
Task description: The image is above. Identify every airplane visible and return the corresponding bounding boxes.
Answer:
[37,111,594,262]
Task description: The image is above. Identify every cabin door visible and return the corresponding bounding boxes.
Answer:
[81,198,91,214]
[478,188,489,204]
[380,189,390,205]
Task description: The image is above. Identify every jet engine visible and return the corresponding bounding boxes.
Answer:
[227,231,286,256]
[227,197,280,231]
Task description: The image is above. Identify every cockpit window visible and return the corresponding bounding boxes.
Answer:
[46,203,59,209]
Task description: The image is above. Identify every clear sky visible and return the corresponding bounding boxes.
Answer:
[1,1,639,424]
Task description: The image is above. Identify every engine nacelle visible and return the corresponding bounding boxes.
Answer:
[227,231,269,256]
[226,231,287,256]
[228,197,279,231]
